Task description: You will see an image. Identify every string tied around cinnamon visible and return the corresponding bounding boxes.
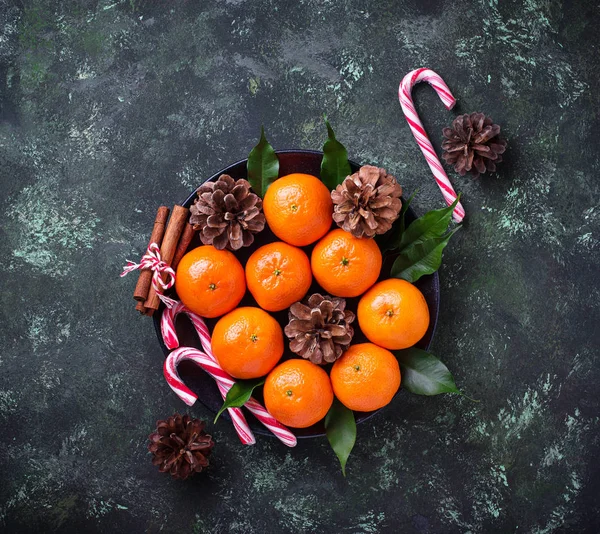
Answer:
[121,243,176,296]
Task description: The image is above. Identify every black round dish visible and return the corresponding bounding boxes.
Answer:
[153,150,440,438]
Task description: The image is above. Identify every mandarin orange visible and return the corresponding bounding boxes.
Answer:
[211,307,284,379]
[330,343,400,412]
[357,279,429,349]
[311,229,382,297]
[263,359,333,428]
[175,245,246,318]
[245,242,312,312]
[263,173,333,246]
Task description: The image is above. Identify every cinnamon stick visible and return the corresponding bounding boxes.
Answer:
[143,205,189,314]
[135,301,147,314]
[134,206,170,302]
[171,223,196,271]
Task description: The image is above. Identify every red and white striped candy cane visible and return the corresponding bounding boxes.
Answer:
[399,68,465,222]
[161,302,297,447]
[169,346,297,448]
[164,346,256,445]
[161,298,187,350]
[160,300,215,358]
[241,397,297,447]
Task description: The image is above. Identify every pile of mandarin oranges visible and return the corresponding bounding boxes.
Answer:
[175,173,430,429]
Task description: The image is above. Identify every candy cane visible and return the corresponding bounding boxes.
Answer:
[242,397,297,448]
[166,346,297,447]
[161,302,297,447]
[161,299,186,350]
[164,346,256,445]
[399,68,465,222]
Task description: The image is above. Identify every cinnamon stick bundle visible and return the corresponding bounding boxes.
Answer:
[134,206,170,303]
[144,205,189,315]
[171,223,196,271]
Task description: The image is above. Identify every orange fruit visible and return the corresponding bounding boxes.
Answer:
[264,359,334,428]
[176,246,246,318]
[311,229,382,297]
[330,343,401,412]
[245,242,312,312]
[357,279,430,350]
[211,307,284,379]
[263,173,333,246]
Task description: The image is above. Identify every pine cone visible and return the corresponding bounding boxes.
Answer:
[331,165,403,239]
[148,414,214,480]
[441,113,507,178]
[190,174,266,250]
[284,293,355,365]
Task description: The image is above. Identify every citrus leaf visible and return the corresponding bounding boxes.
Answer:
[399,190,417,236]
[378,190,418,253]
[325,399,356,476]
[247,126,279,197]
[398,195,460,251]
[214,378,265,423]
[320,117,352,191]
[390,227,460,282]
[394,348,460,395]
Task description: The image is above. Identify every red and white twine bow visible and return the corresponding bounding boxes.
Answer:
[120,242,176,294]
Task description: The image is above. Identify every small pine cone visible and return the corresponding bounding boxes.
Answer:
[190,174,266,250]
[331,165,403,239]
[284,293,355,365]
[441,112,507,178]
[148,414,214,480]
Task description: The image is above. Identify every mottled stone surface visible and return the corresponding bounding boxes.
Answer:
[1,0,599,532]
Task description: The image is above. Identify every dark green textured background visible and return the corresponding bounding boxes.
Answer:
[1,0,599,532]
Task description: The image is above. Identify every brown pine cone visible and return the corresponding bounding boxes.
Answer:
[331,165,403,239]
[441,113,507,178]
[148,414,214,480]
[284,293,355,365]
[190,174,266,250]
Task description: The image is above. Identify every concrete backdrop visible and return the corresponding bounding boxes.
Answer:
[0,0,599,532]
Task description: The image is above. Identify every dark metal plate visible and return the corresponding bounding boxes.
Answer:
[153,150,439,438]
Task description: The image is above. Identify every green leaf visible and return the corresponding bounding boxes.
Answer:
[399,190,417,236]
[394,348,460,396]
[390,227,460,282]
[378,190,418,253]
[320,116,352,191]
[247,126,279,197]
[324,399,356,476]
[214,378,265,423]
[398,195,460,251]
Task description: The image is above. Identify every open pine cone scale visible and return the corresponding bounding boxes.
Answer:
[190,174,266,250]
[331,165,402,238]
[284,294,355,365]
[148,414,214,480]
[442,112,506,177]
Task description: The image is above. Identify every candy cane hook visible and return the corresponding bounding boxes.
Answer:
[399,68,465,222]
[164,346,256,445]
